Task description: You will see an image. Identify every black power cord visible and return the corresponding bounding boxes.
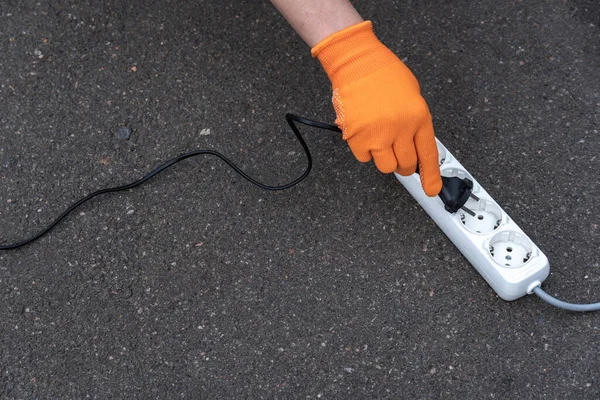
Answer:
[0,112,507,250]
[0,114,341,250]
[0,108,489,250]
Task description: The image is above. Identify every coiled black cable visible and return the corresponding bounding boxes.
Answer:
[0,114,341,250]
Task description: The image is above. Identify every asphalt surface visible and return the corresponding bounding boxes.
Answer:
[1,0,599,398]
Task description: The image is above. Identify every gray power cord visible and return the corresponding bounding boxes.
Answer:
[532,286,600,312]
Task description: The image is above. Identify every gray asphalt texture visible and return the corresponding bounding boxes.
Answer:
[1,0,599,398]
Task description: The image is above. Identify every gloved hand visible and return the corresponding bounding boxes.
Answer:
[311,21,442,196]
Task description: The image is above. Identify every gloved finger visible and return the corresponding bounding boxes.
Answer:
[371,148,398,173]
[393,137,418,176]
[347,136,373,163]
[414,121,442,196]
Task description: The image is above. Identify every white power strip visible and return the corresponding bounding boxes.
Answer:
[395,139,549,301]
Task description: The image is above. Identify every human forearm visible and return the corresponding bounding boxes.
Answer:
[269,0,363,47]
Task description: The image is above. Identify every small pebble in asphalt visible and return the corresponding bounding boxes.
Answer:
[117,126,132,140]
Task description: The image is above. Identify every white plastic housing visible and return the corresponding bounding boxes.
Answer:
[395,140,549,301]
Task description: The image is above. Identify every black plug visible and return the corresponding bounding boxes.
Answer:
[438,176,474,214]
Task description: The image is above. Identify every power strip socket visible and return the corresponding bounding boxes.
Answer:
[395,139,549,301]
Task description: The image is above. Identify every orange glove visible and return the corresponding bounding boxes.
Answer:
[312,21,442,196]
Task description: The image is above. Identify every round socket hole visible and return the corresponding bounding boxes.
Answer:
[459,198,503,234]
[488,231,534,268]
